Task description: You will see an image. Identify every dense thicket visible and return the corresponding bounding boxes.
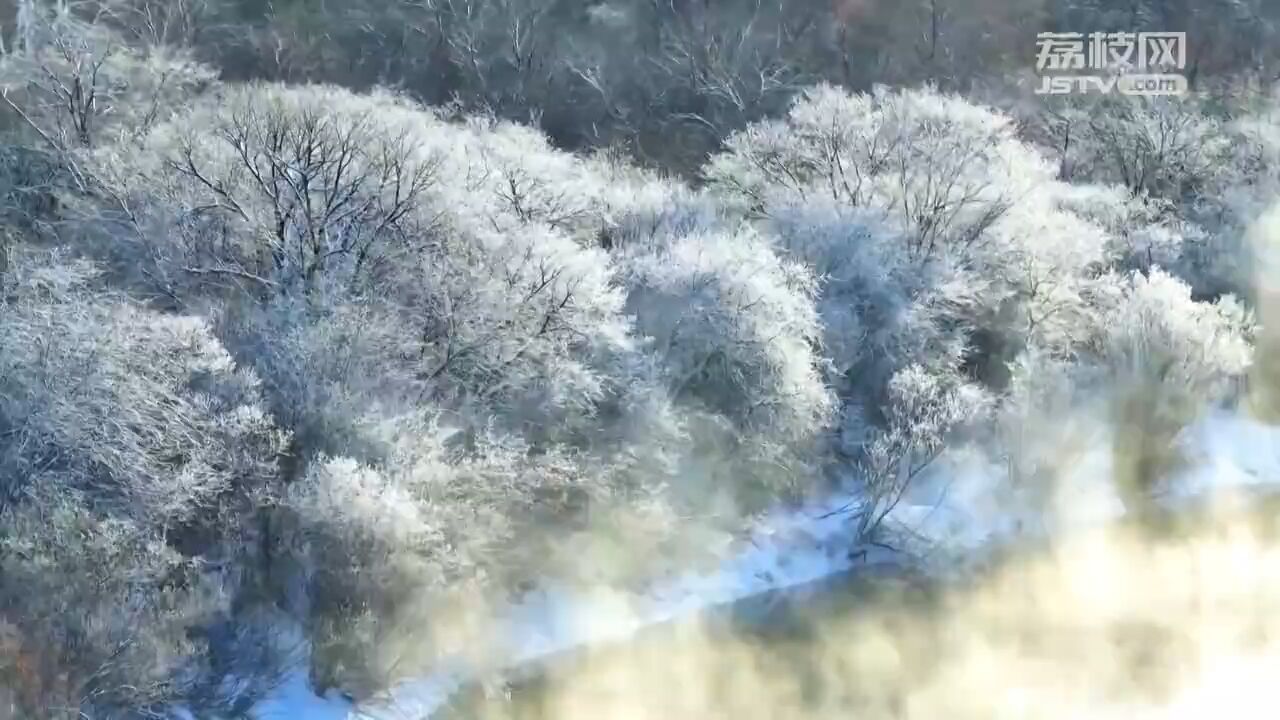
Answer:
[0,1,1275,716]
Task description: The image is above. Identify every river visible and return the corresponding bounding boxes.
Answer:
[436,495,1280,720]
[253,410,1280,720]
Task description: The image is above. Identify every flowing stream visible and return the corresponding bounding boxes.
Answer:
[252,410,1280,720]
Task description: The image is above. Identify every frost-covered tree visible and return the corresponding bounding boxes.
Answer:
[0,248,287,717]
[90,84,440,298]
[853,363,993,538]
[280,418,606,696]
[0,489,223,719]
[78,82,846,705]
[704,85,1026,254]
[97,82,619,305]
[216,296,425,464]
[0,249,283,529]
[1096,268,1254,516]
[93,83,635,439]
[618,223,835,488]
[702,85,1129,535]
[1028,94,1229,200]
[0,7,213,152]
[1178,93,1280,297]
[1021,92,1251,296]
[3,1,1279,713]
[705,85,1120,362]
[609,220,839,509]
[989,264,1256,526]
[0,5,216,261]
[98,81,843,467]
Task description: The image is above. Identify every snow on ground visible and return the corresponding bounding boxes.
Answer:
[253,670,353,720]
[1165,410,1280,504]
[253,410,1280,720]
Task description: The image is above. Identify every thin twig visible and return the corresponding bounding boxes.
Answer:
[181,265,278,288]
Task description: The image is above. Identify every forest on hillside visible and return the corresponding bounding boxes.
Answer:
[0,0,1278,717]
